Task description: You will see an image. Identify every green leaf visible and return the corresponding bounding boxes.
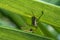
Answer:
[0,0,60,27]
[37,22,58,39]
[0,27,51,40]
[0,0,60,40]
[0,12,17,28]
[0,8,57,40]
[0,8,45,37]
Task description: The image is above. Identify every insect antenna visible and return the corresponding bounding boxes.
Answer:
[37,11,44,21]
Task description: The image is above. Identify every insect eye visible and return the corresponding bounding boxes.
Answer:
[30,29,33,31]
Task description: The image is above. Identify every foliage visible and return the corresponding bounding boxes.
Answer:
[0,0,60,40]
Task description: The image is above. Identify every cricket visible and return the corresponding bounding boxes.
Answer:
[29,11,43,32]
[31,11,43,27]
